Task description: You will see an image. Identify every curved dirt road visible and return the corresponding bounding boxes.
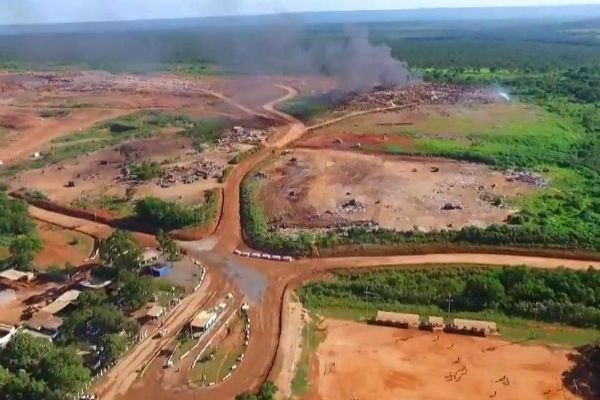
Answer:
[105,85,600,400]
[26,84,600,400]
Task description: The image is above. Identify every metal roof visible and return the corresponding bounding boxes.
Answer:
[453,318,498,332]
[24,312,64,332]
[146,305,165,318]
[0,269,34,281]
[190,311,217,329]
[41,290,81,315]
[376,311,420,325]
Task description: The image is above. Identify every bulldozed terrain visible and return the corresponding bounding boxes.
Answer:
[254,149,532,232]
[307,319,580,400]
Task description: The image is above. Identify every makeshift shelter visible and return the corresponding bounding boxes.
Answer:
[141,249,161,266]
[145,305,165,320]
[24,312,64,337]
[41,290,80,315]
[0,269,35,282]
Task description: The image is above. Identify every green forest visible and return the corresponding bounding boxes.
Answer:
[301,266,600,329]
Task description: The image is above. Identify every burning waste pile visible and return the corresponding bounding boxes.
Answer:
[337,83,498,112]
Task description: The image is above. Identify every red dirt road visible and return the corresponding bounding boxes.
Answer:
[24,84,599,400]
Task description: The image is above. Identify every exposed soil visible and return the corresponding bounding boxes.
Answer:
[306,319,581,400]
[0,107,132,163]
[10,136,235,214]
[8,80,599,400]
[34,221,95,268]
[256,148,531,232]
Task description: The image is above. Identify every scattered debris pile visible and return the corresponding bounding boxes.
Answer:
[337,83,496,112]
[441,202,463,211]
[339,198,366,214]
[506,171,548,188]
[155,161,223,188]
[217,126,268,147]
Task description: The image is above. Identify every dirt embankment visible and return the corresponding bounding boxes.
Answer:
[12,188,224,242]
[169,188,224,241]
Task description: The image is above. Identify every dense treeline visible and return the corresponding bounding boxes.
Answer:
[135,190,218,231]
[300,266,600,329]
[424,67,600,104]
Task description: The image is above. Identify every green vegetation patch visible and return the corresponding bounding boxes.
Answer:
[0,112,224,179]
[130,160,162,181]
[71,195,134,218]
[134,190,219,231]
[300,265,600,345]
[291,314,325,396]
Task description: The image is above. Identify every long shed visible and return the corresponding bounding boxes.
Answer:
[374,311,420,329]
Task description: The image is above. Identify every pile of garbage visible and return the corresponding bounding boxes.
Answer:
[339,198,367,214]
[338,83,496,112]
[157,161,223,187]
[506,171,548,188]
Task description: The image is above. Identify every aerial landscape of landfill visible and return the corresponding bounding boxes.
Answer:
[0,3,600,400]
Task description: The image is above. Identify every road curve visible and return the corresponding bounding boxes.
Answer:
[23,84,600,400]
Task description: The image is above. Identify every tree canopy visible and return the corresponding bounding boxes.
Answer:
[99,230,142,271]
[301,266,600,329]
[7,235,42,270]
[0,334,89,400]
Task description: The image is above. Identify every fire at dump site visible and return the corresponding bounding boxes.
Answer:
[0,5,598,400]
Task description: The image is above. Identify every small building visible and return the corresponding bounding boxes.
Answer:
[423,316,445,331]
[190,311,217,335]
[0,324,17,348]
[0,269,35,283]
[41,289,80,315]
[150,263,170,278]
[145,305,165,320]
[23,312,63,339]
[374,311,420,329]
[141,249,161,266]
[449,318,498,337]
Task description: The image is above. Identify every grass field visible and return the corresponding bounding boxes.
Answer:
[190,348,239,384]
[71,195,135,218]
[291,315,326,396]
[0,112,197,179]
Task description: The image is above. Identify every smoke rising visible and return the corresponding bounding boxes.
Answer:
[196,23,411,91]
[0,9,412,91]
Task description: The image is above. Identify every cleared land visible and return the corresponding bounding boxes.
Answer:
[306,319,581,400]
[254,148,531,232]
[34,221,95,267]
